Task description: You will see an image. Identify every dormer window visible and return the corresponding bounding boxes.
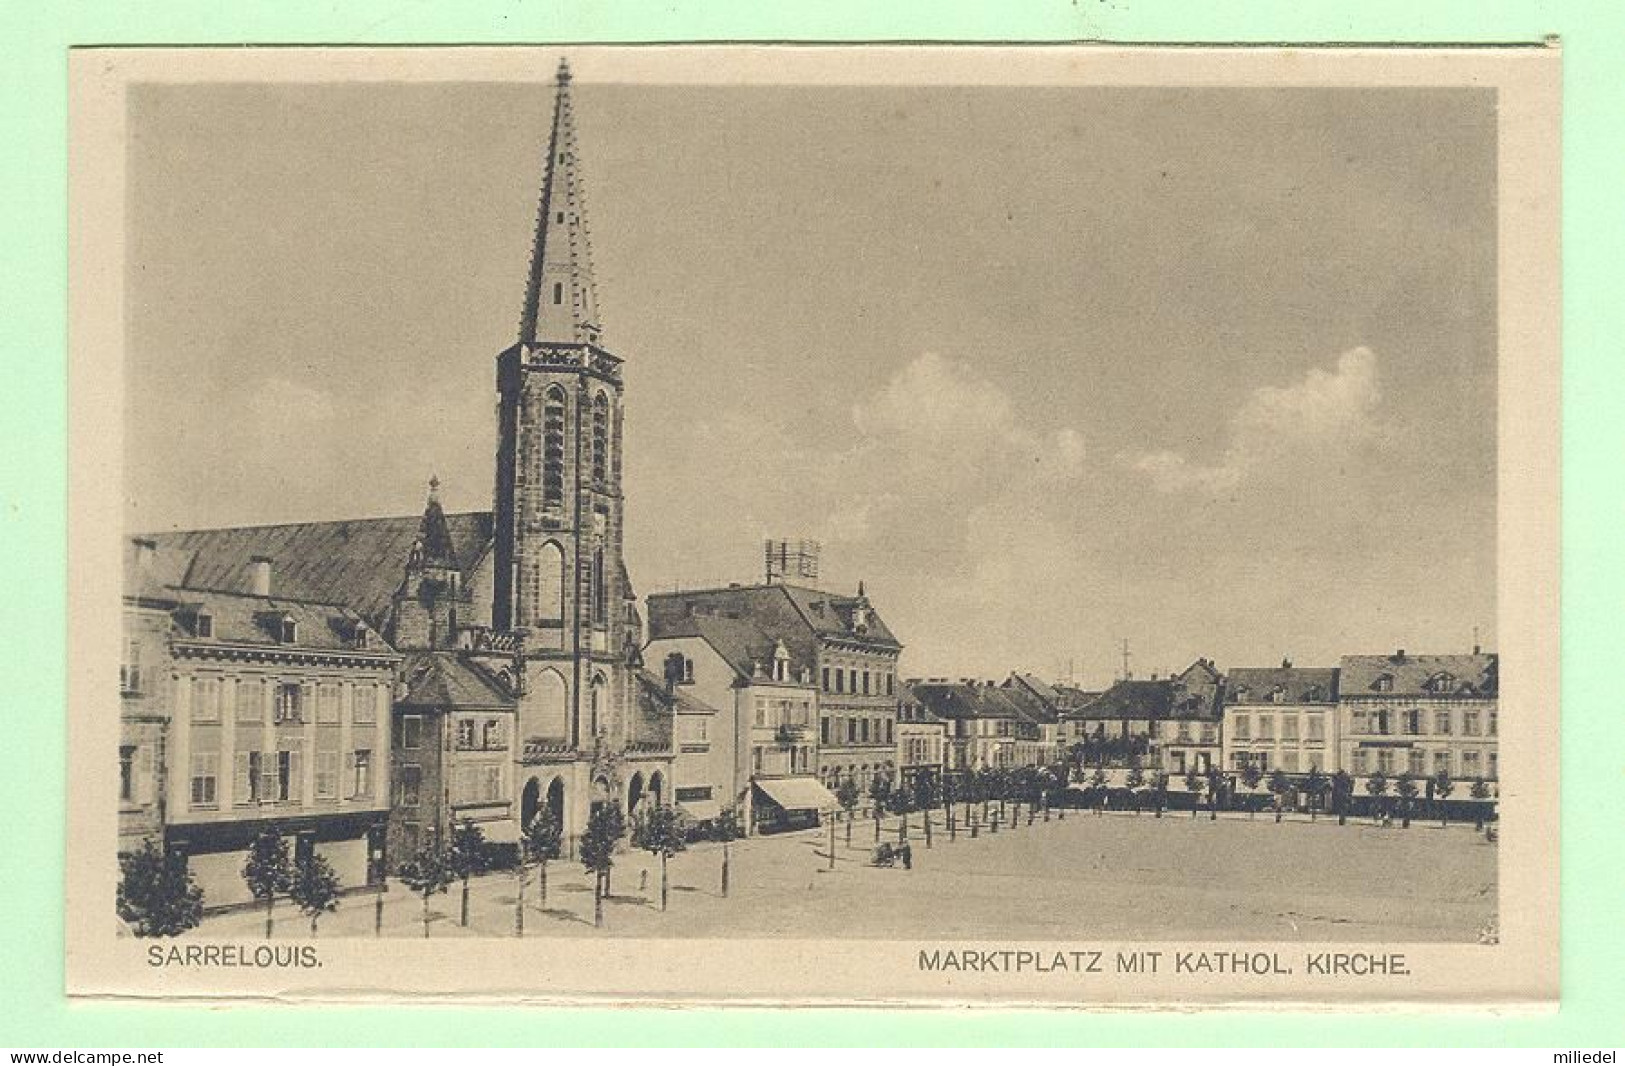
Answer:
[352,621,370,650]
[195,611,213,639]
[1427,672,1457,694]
[772,643,790,683]
[1373,675,1393,693]
[1269,686,1286,704]
[279,616,298,644]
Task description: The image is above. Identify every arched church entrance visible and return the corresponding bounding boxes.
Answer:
[627,771,646,815]
[546,777,566,828]
[649,770,666,808]
[520,776,542,828]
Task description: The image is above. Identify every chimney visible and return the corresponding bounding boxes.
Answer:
[249,555,272,597]
[1395,648,1406,662]
[132,537,156,572]
[1473,644,1482,656]
[1281,657,1292,669]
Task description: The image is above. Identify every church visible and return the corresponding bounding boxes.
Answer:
[126,61,676,893]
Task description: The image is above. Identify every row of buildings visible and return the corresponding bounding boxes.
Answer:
[116,62,1498,914]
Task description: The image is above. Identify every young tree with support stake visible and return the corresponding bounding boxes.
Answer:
[890,779,912,843]
[396,841,455,939]
[117,840,204,937]
[446,819,490,928]
[242,828,293,939]
[1431,770,1455,826]
[941,774,959,840]
[1183,768,1203,818]
[1331,769,1355,825]
[836,776,860,847]
[1204,767,1223,820]
[1124,766,1146,814]
[1364,770,1390,825]
[714,803,744,896]
[868,774,891,843]
[288,851,341,937]
[631,804,688,912]
[1302,767,1327,822]
[1394,772,1419,828]
[1240,762,1264,819]
[516,814,562,937]
[1470,777,1493,831]
[579,801,625,928]
[914,774,938,845]
[1267,769,1291,823]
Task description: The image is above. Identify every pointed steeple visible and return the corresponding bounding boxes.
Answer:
[416,475,456,567]
[518,58,603,347]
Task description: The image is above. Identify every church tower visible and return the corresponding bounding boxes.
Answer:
[493,59,631,756]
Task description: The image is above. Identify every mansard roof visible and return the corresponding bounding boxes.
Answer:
[1338,652,1498,699]
[647,583,903,660]
[165,586,391,656]
[1225,666,1340,706]
[398,651,515,710]
[651,610,816,684]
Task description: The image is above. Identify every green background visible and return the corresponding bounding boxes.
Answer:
[4,0,1618,1047]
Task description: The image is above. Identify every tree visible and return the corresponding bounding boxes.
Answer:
[446,819,490,928]
[1302,768,1328,822]
[288,851,341,938]
[242,829,293,939]
[517,814,563,936]
[1432,770,1456,827]
[867,774,892,842]
[580,801,626,928]
[1204,768,1223,820]
[1364,771,1390,824]
[890,780,913,843]
[713,803,744,897]
[117,841,203,937]
[1394,772,1419,829]
[631,804,688,912]
[1331,770,1355,826]
[1267,770,1291,823]
[1183,769,1203,818]
[396,841,455,938]
[915,774,939,844]
[1151,772,1170,818]
[836,776,861,847]
[1240,763,1264,819]
[1470,778,1493,831]
[1124,766,1146,813]
[1088,768,1108,813]
[941,774,960,840]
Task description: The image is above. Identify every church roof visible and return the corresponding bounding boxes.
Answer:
[138,511,495,628]
[398,651,515,710]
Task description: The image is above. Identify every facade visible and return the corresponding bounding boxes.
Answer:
[1337,651,1498,789]
[133,62,676,866]
[1062,660,1223,776]
[1156,659,1225,777]
[647,581,898,825]
[1003,674,1065,768]
[121,542,180,855]
[1222,663,1340,777]
[895,684,948,794]
[148,563,400,909]
[908,680,1026,777]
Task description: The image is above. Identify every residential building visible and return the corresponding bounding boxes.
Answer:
[1157,659,1225,777]
[896,684,948,795]
[1338,650,1498,789]
[1003,673,1066,768]
[645,605,827,832]
[147,559,400,909]
[1062,660,1224,776]
[1223,662,1340,777]
[120,540,183,855]
[907,680,1032,778]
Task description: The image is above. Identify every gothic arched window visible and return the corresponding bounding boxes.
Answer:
[591,545,607,626]
[542,386,566,513]
[591,392,609,486]
[529,541,564,626]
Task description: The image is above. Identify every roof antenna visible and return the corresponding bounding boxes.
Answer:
[1120,638,1133,682]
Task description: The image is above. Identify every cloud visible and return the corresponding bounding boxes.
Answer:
[1129,346,1381,494]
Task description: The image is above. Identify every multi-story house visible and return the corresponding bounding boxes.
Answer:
[647,580,901,817]
[120,540,183,856]
[1062,659,1223,777]
[895,684,948,795]
[645,607,828,832]
[1003,674,1066,768]
[148,556,400,909]
[1337,650,1498,789]
[1223,662,1340,777]
[907,680,1028,778]
[1156,659,1225,777]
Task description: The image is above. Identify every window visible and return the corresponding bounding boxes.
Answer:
[861,671,870,695]
[119,746,135,802]
[1200,723,1216,745]
[236,679,264,723]
[196,612,213,638]
[542,388,566,512]
[279,617,298,644]
[189,753,218,807]
[192,677,222,722]
[1351,710,1367,735]
[276,749,301,803]
[590,546,606,626]
[884,719,893,745]
[483,719,504,749]
[1374,676,1393,693]
[1377,749,1395,774]
[820,717,830,744]
[1306,715,1324,742]
[403,715,423,750]
[1281,716,1299,742]
[274,683,303,724]
[591,393,609,485]
[1432,750,1451,777]
[552,281,563,305]
[317,684,342,724]
[1375,711,1391,735]
[1403,709,1421,735]
[1434,710,1452,735]
[886,674,895,696]
[1407,749,1425,775]
[848,669,858,694]
[834,670,845,695]
[483,763,502,802]
[457,720,476,749]
[1257,715,1274,741]
[846,719,857,744]
[1232,714,1250,740]
[822,667,831,692]
[860,719,871,744]
[1351,749,1368,774]
[1280,751,1299,773]
[1488,709,1497,736]
[530,541,565,625]
[121,638,143,693]
[1463,711,1481,736]
[752,747,764,774]
[351,750,372,799]
[1177,722,1192,743]
[315,750,339,800]
[1488,751,1498,780]
[696,718,707,742]
[1462,750,1481,777]
[353,683,377,725]
[399,764,421,808]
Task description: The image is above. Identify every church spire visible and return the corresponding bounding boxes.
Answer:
[518,58,603,347]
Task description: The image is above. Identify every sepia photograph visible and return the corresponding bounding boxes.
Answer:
[67,44,1560,1006]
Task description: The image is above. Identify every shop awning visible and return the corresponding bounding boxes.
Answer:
[679,799,724,822]
[754,776,838,812]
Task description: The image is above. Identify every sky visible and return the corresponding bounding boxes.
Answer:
[124,80,1497,686]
